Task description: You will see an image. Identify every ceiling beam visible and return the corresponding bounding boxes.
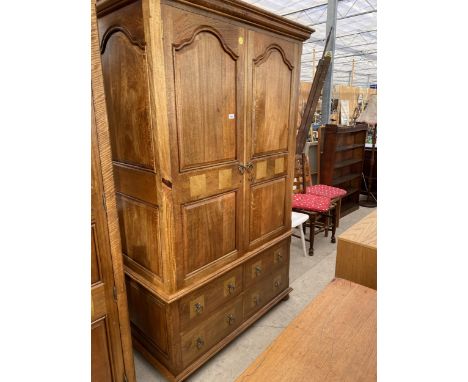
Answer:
[302,41,376,55]
[304,29,377,45]
[306,9,377,27]
[280,1,342,17]
[334,50,377,59]
[302,49,377,64]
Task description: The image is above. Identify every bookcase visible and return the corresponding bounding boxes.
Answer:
[319,124,367,216]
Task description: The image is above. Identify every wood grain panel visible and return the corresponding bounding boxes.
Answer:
[101,13,155,169]
[249,178,286,243]
[182,192,237,276]
[117,195,162,279]
[91,318,114,382]
[236,279,376,382]
[91,223,102,285]
[91,284,107,322]
[251,153,288,184]
[174,29,237,170]
[93,2,135,379]
[252,47,292,156]
[336,210,377,289]
[177,166,243,203]
[113,163,159,205]
[126,278,169,355]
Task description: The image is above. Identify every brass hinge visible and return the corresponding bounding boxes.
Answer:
[113,285,117,301]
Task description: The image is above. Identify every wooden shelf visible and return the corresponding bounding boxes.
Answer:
[336,143,363,152]
[336,125,370,133]
[334,158,362,169]
[333,173,361,186]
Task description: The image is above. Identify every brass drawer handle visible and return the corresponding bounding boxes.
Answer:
[196,337,204,349]
[194,302,204,315]
[277,253,283,262]
[274,280,281,288]
[227,283,236,294]
[255,265,262,275]
[226,313,235,325]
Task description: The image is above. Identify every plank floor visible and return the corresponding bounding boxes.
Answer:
[134,206,376,381]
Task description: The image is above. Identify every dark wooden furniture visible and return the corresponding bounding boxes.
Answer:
[336,210,377,289]
[361,145,378,196]
[319,124,367,216]
[96,1,312,380]
[92,2,136,381]
[236,278,377,382]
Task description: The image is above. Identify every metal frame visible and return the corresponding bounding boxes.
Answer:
[242,0,377,86]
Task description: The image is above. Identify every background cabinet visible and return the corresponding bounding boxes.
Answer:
[319,124,367,216]
[96,0,312,380]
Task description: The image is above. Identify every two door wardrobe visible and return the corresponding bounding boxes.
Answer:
[96,0,312,380]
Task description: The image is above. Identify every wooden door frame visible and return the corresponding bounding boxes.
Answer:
[92,1,136,381]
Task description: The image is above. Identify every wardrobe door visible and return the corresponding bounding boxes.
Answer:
[92,101,126,382]
[91,2,135,380]
[162,5,247,286]
[245,30,300,250]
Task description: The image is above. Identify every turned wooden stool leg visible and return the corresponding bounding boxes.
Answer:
[335,198,342,228]
[324,216,329,237]
[331,206,337,243]
[309,213,316,255]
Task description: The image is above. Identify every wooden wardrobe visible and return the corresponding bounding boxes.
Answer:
[92,2,136,381]
[96,0,312,380]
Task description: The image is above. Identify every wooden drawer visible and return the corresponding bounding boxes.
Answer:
[179,266,243,331]
[243,265,289,319]
[244,239,289,289]
[180,295,243,367]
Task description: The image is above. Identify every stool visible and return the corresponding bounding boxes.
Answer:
[291,211,309,257]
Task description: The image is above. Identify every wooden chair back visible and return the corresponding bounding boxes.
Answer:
[293,153,313,194]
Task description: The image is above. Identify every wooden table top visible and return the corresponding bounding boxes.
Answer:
[236,278,377,382]
[339,210,377,249]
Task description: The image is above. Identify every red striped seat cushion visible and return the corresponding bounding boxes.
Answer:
[292,193,331,213]
[306,184,347,198]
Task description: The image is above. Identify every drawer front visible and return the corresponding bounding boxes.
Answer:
[243,265,289,319]
[244,239,289,288]
[180,295,243,367]
[179,266,243,331]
